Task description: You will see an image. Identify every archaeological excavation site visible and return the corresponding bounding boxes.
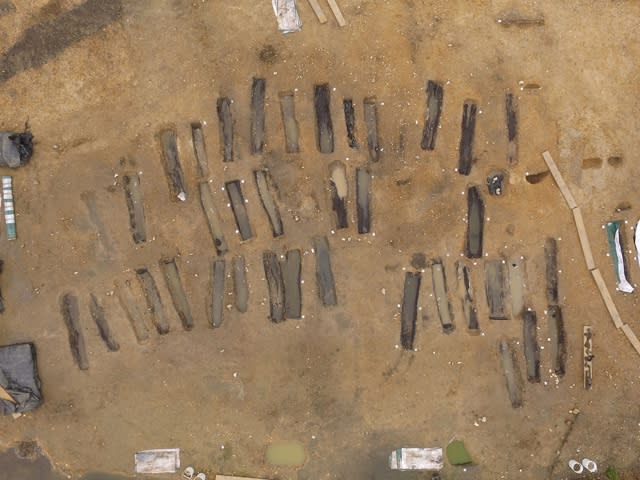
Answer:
[0,1,639,479]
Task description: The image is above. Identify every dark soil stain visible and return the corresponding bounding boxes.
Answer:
[0,1,15,17]
[615,201,631,212]
[582,157,602,169]
[525,170,549,184]
[0,0,123,83]
[39,0,64,20]
[0,446,64,480]
[0,446,134,480]
[410,253,426,270]
[258,44,278,64]
[608,156,623,168]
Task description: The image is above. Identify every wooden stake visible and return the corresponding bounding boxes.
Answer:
[622,324,640,357]
[590,268,623,329]
[572,207,596,270]
[307,0,328,23]
[326,0,346,26]
[541,151,577,209]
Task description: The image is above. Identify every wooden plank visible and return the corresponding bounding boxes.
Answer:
[314,84,334,153]
[158,128,187,201]
[307,0,328,23]
[282,249,302,319]
[226,180,254,241]
[420,80,444,151]
[232,255,249,313]
[160,258,194,331]
[254,169,284,237]
[89,293,120,351]
[456,261,479,332]
[465,185,484,258]
[541,150,577,209]
[544,237,559,305]
[508,256,526,318]
[329,161,348,229]
[547,305,566,376]
[217,97,234,162]
[191,122,209,177]
[280,92,300,153]
[458,100,477,176]
[522,311,540,383]
[313,236,337,306]
[263,251,285,323]
[499,338,523,408]
[505,93,518,165]
[400,271,421,350]
[622,324,640,357]
[356,167,371,234]
[326,0,346,26]
[136,268,170,335]
[343,98,358,148]
[363,97,380,162]
[590,268,623,328]
[210,259,226,328]
[431,259,454,333]
[199,181,228,255]
[583,326,593,390]
[60,293,89,370]
[572,207,596,270]
[250,77,266,155]
[116,279,150,344]
[123,174,147,244]
[485,259,509,320]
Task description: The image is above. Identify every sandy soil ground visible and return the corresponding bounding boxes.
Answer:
[0,1,640,479]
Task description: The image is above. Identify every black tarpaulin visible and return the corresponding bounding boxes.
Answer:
[0,132,33,168]
[0,343,42,415]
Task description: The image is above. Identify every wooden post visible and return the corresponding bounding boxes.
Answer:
[590,268,623,329]
[622,324,640,357]
[541,151,577,209]
[326,0,346,26]
[572,207,596,270]
[307,0,328,23]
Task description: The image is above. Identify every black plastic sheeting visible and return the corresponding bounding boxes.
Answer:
[0,343,42,415]
[0,132,33,168]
